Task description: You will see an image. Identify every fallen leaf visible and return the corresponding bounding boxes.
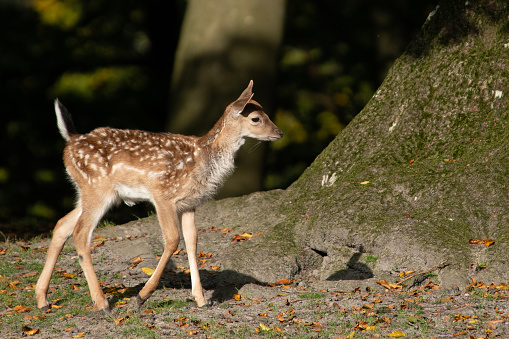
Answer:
[173,248,183,255]
[22,272,38,278]
[130,256,144,269]
[174,317,189,327]
[376,280,402,290]
[198,251,212,258]
[185,329,199,335]
[277,278,292,284]
[387,330,406,337]
[114,316,129,326]
[60,272,75,279]
[72,332,86,338]
[233,293,243,301]
[399,270,415,277]
[93,236,108,242]
[484,239,495,247]
[468,238,495,247]
[360,181,370,184]
[141,267,155,276]
[9,280,20,289]
[259,323,271,331]
[25,329,40,336]
[90,240,104,250]
[14,305,32,313]
[210,265,221,270]
[231,234,246,242]
[232,232,263,242]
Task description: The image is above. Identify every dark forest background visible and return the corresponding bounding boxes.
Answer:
[0,0,437,236]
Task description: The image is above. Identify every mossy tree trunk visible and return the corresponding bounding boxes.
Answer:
[167,0,286,198]
[185,0,509,287]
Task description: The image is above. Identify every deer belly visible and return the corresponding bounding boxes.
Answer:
[115,183,153,206]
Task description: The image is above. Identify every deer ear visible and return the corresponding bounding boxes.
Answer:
[230,80,254,116]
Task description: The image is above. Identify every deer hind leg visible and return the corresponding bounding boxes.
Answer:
[136,202,180,307]
[73,193,116,312]
[36,206,82,310]
[181,209,206,307]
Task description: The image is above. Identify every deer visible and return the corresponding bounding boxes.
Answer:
[35,80,283,312]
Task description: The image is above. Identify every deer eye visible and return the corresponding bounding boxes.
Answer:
[251,117,260,123]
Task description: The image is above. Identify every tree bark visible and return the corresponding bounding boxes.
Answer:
[187,0,509,286]
[167,0,286,197]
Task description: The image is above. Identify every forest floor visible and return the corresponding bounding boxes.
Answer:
[1,220,508,339]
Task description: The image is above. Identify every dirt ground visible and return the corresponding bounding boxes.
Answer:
[1,218,508,338]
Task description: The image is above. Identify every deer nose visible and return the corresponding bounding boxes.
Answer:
[275,128,283,139]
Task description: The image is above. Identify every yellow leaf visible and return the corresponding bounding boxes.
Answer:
[360,181,370,184]
[233,294,243,301]
[398,270,415,277]
[72,332,86,338]
[25,329,40,336]
[387,330,405,337]
[60,272,75,279]
[484,238,495,247]
[92,236,108,242]
[259,323,271,331]
[141,267,155,276]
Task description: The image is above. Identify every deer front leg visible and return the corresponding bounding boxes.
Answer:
[136,202,180,307]
[36,207,82,310]
[181,209,206,307]
[73,211,110,312]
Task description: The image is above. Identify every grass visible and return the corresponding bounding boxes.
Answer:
[297,292,325,299]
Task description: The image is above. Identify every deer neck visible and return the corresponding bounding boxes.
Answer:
[195,116,245,191]
[199,116,245,157]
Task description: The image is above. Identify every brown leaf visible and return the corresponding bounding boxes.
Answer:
[376,280,402,290]
[231,234,246,242]
[130,256,144,269]
[90,240,104,250]
[198,251,212,258]
[22,272,38,278]
[14,305,32,313]
[114,316,129,326]
[60,271,75,279]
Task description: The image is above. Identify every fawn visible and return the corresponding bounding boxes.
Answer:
[35,81,283,312]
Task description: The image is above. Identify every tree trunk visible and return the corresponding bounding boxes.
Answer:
[187,0,509,287]
[167,0,286,197]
